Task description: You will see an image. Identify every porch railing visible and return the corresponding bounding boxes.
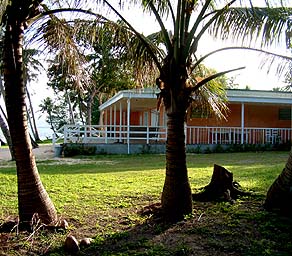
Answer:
[53,125,292,146]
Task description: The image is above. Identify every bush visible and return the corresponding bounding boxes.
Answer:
[63,144,96,157]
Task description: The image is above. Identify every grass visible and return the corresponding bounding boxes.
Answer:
[0,151,291,255]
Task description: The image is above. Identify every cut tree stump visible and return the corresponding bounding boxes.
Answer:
[192,164,250,202]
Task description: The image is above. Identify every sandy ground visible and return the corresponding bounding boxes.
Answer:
[0,144,55,161]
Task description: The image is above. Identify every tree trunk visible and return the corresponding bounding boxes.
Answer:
[0,105,15,160]
[264,148,292,215]
[0,79,14,159]
[65,90,75,124]
[3,5,57,228]
[192,164,250,202]
[161,112,193,221]
[26,86,41,142]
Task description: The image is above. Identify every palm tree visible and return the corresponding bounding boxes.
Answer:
[97,0,292,221]
[0,0,115,227]
[264,149,292,214]
[1,1,57,227]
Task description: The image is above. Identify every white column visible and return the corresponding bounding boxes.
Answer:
[241,103,245,144]
[110,106,112,139]
[127,98,131,154]
[105,109,108,143]
[114,104,117,140]
[119,101,122,142]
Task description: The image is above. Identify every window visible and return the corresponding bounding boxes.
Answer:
[279,108,292,120]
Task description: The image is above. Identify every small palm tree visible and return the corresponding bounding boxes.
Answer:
[97,0,292,221]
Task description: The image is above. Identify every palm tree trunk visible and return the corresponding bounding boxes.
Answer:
[161,112,193,221]
[3,7,57,228]
[264,148,292,214]
[26,86,41,142]
[0,110,14,160]
[65,90,75,124]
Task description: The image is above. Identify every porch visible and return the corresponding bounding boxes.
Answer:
[54,124,292,154]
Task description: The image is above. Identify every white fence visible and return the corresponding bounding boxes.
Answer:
[53,125,292,146]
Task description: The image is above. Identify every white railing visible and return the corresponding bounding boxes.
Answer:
[185,126,292,145]
[55,124,292,145]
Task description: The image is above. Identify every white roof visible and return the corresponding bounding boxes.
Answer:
[99,88,292,111]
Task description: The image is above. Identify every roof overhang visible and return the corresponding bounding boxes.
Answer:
[99,89,292,112]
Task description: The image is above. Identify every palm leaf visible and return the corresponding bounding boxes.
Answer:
[210,6,292,48]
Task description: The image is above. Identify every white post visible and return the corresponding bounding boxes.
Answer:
[114,104,117,141]
[105,109,108,144]
[241,103,245,144]
[184,123,187,145]
[127,98,131,154]
[119,101,122,142]
[146,125,149,144]
[110,106,112,139]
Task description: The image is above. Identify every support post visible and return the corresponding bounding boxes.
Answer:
[241,103,245,144]
[114,104,116,141]
[127,98,131,154]
[105,109,108,144]
[119,102,122,142]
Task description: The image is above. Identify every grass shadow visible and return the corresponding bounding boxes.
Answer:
[44,196,292,256]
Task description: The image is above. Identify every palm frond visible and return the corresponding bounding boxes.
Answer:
[41,15,91,92]
[96,0,163,73]
[192,46,292,78]
[145,1,172,52]
[210,6,292,48]
[190,78,229,121]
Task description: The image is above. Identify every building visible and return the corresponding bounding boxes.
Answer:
[57,88,292,154]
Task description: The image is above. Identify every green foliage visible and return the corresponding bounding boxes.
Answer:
[63,144,96,157]
[39,96,69,133]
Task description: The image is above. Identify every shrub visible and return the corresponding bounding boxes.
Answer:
[63,144,96,157]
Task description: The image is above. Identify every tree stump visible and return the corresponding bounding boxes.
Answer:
[192,164,250,202]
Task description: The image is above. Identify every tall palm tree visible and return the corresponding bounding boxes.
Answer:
[97,0,292,221]
[1,1,57,227]
[265,148,292,214]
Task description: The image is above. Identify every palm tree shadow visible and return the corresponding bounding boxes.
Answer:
[48,203,177,256]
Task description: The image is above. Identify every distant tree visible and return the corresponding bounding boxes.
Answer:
[44,19,144,126]
[227,76,240,89]
[39,96,69,135]
[23,48,44,142]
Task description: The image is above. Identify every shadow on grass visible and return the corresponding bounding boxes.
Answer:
[46,196,292,256]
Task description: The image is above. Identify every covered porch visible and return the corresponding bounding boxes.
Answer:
[54,89,292,154]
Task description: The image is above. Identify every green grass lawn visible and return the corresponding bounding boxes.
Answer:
[0,151,291,256]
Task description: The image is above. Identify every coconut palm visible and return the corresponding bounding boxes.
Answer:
[265,149,292,214]
[0,0,124,227]
[96,0,292,221]
[1,1,58,227]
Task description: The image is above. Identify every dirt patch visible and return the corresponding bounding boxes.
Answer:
[0,144,55,162]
